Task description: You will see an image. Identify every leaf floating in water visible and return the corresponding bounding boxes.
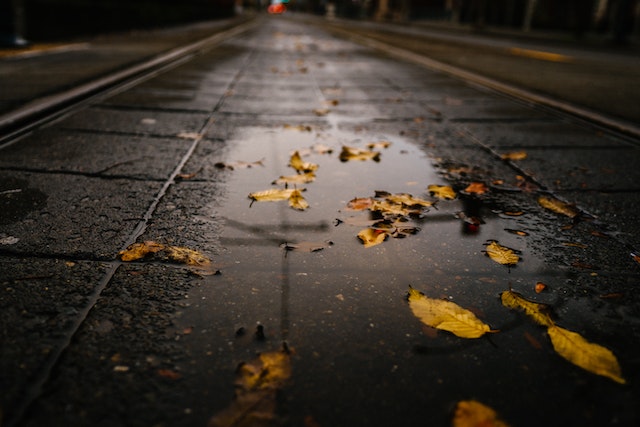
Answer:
[289,151,318,174]
[346,197,375,211]
[249,188,298,202]
[538,195,579,218]
[484,241,520,266]
[452,400,511,427]
[501,288,626,384]
[208,346,292,427]
[407,286,495,338]
[500,289,554,327]
[357,228,388,248]
[427,184,456,200]
[379,192,433,208]
[500,151,527,161]
[288,189,309,211]
[339,146,381,162]
[504,228,529,237]
[272,172,316,185]
[548,325,625,384]
[118,241,211,270]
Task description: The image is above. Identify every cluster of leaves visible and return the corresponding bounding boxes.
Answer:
[247,138,390,212]
[341,187,456,248]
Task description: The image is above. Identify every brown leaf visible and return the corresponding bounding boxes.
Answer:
[463,182,488,195]
[538,195,579,218]
[500,151,527,161]
[339,146,381,162]
[452,400,511,427]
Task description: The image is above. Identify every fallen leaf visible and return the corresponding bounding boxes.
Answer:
[427,184,456,200]
[313,108,330,116]
[118,241,212,270]
[288,189,309,211]
[249,188,298,202]
[370,200,422,218]
[272,173,316,185]
[407,286,495,338]
[504,229,529,237]
[289,151,318,173]
[381,192,433,208]
[311,143,333,154]
[485,241,520,266]
[118,241,165,261]
[357,228,388,248]
[547,325,625,384]
[339,146,381,162]
[463,182,488,195]
[452,400,511,427]
[500,289,554,327]
[346,197,375,211]
[500,151,527,161]
[538,195,579,218]
[535,282,547,293]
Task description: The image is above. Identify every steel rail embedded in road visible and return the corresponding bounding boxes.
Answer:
[321,24,640,141]
[0,18,258,146]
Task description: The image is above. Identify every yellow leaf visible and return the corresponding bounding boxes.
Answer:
[407,287,494,338]
[289,151,318,174]
[370,200,421,217]
[272,172,315,185]
[357,228,388,248]
[118,241,211,270]
[547,325,625,384]
[383,193,433,208]
[427,184,456,200]
[537,195,579,218]
[500,289,554,327]
[339,146,381,162]
[288,189,309,211]
[485,241,519,266]
[452,400,511,427]
[500,151,527,161]
[249,188,297,202]
[118,241,165,261]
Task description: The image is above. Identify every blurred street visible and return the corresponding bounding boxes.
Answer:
[1,11,640,427]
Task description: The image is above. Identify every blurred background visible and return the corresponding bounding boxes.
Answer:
[1,1,638,45]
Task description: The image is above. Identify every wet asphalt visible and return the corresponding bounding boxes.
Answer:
[1,13,640,427]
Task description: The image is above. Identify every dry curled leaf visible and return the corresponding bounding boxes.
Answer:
[485,241,520,266]
[288,189,309,211]
[248,188,309,211]
[407,286,495,338]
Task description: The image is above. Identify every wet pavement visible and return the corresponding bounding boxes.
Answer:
[1,14,640,427]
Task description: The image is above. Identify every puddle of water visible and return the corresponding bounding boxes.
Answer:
[173,118,562,425]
